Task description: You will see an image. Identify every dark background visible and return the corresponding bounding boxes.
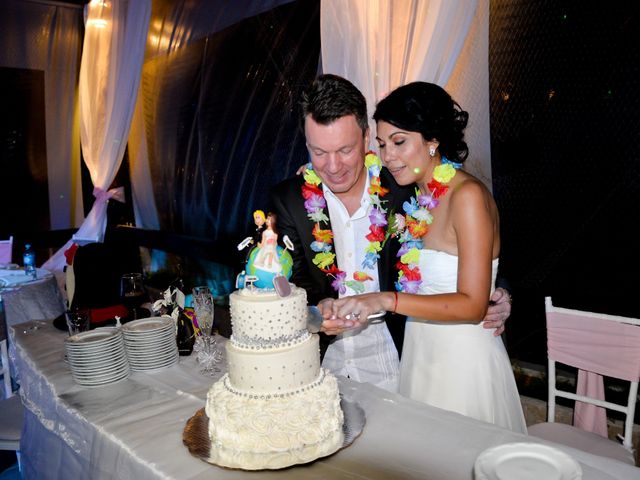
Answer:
[490,0,640,364]
[0,67,50,236]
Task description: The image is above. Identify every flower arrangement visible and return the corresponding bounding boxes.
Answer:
[152,286,197,355]
[152,286,186,323]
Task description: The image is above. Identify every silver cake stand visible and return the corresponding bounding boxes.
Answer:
[183,396,365,471]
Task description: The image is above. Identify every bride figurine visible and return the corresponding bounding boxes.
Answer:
[253,212,278,269]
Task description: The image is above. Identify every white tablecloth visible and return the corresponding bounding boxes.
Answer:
[10,321,640,480]
[1,269,65,396]
[0,269,65,327]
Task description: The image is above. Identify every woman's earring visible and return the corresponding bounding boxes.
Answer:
[429,146,436,157]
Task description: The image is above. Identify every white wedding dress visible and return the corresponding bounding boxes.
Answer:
[398,250,527,433]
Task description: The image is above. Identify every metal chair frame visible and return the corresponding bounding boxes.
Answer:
[543,296,639,453]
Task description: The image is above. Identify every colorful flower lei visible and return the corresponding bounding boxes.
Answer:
[395,159,460,293]
[302,152,391,295]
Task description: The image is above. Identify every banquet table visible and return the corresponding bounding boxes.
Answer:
[10,321,640,480]
[1,268,65,396]
[0,268,66,329]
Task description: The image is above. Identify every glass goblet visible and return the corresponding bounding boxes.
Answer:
[65,309,91,336]
[192,286,221,375]
[120,273,146,321]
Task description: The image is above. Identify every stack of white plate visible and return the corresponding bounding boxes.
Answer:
[65,328,130,387]
[122,317,179,371]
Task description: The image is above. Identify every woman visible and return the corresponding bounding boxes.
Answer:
[323,82,526,433]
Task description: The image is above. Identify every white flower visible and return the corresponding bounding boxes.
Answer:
[412,208,433,223]
[152,299,166,312]
[163,287,173,304]
[152,286,186,336]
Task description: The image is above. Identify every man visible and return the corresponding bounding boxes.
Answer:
[270,74,510,391]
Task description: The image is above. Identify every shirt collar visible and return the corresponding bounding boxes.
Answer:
[322,169,372,213]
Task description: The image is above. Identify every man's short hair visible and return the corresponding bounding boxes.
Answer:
[300,74,368,135]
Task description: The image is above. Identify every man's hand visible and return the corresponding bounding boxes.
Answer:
[295,163,310,176]
[482,287,512,336]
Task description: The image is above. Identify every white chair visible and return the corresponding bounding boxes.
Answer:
[528,297,640,465]
[0,236,12,264]
[0,296,24,472]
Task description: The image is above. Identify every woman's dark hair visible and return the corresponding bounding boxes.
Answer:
[373,82,469,163]
[301,74,369,135]
[267,212,278,236]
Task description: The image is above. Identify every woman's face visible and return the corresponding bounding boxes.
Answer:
[376,120,435,186]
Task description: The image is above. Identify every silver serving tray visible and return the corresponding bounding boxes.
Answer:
[183,396,365,471]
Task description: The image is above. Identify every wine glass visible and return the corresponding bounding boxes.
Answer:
[192,286,221,375]
[120,273,146,321]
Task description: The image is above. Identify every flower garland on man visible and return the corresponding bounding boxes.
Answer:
[302,152,394,295]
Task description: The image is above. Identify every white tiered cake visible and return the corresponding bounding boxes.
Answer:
[205,286,344,470]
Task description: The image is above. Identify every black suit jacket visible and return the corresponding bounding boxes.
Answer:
[270,168,414,358]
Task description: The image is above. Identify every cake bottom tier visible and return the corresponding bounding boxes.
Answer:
[205,369,344,470]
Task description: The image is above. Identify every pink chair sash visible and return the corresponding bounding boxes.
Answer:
[547,311,640,437]
[0,244,11,264]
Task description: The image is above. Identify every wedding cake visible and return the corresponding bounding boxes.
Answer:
[204,285,344,470]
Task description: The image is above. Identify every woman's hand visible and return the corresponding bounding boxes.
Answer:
[318,293,383,335]
[296,163,309,176]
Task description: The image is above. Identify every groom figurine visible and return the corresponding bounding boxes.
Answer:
[270,74,511,392]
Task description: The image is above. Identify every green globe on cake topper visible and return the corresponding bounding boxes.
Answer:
[246,245,293,289]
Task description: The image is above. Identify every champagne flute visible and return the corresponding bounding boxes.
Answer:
[121,273,146,321]
[192,286,213,335]
[192,286,221,375]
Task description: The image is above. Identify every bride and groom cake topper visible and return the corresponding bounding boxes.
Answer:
[236,209,294,295]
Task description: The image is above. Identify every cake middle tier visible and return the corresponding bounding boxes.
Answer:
[226,334,321,393]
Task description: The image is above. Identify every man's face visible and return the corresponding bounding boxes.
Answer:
[304,115,369,195]
[254,214,265,227]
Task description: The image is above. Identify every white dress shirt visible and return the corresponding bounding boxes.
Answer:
[321,176,400,392]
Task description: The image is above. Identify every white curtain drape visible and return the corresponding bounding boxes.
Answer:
[128,92,159,230]
[444,0,492,186]
[320,0,491,185]
[44,0,151,273]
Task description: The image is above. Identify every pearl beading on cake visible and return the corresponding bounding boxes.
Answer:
[231,330,310,350]
[221,370,327,399]
[229,288,307,345]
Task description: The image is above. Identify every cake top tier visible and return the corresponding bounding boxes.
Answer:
[229,286,309,350]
